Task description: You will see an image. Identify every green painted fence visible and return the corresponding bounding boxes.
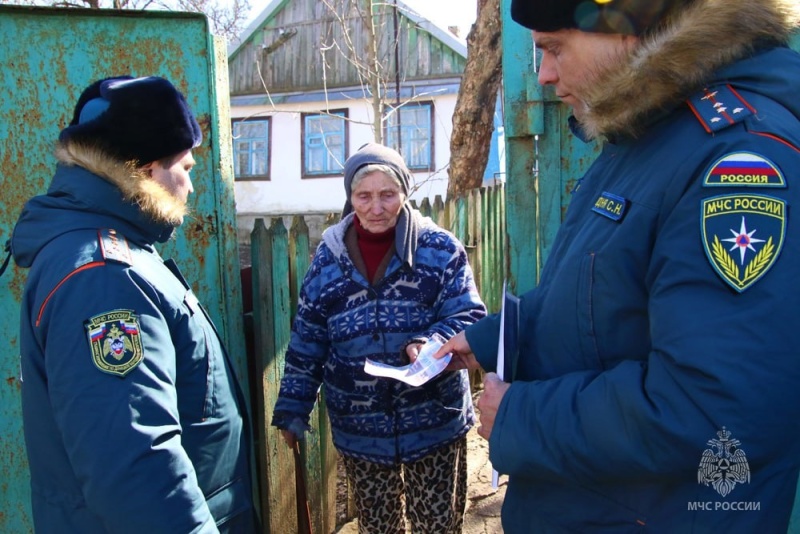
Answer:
[416,186,507,313]
[249,184,507,532]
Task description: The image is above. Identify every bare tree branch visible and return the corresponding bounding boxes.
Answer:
[8,0,251,42]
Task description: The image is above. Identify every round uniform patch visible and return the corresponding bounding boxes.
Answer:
[85,310,144,377]
[701,194,786,293]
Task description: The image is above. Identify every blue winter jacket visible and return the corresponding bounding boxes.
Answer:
[467,5,800,533]
[11,158,256,533]
[273,212,486,464]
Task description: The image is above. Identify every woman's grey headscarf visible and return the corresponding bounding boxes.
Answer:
[342,143,419,269]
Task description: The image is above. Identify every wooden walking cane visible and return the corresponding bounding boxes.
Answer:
[293,441,313,534]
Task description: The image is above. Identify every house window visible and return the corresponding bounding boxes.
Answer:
[302,110,348,178]
[385,102,434,171]
[232,118,270,180]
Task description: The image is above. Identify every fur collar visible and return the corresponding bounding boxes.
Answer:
[581,0,800,139]
[55,141,188,226]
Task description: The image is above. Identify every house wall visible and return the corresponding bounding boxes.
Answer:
[232,92,457,266]
[229,0,471,264]
[228,0,467,95]
[232,93,456,216]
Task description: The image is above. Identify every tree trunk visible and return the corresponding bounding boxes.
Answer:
[447,0,502,198]
[364,0,384,144]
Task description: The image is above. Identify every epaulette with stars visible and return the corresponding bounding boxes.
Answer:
[686,84,755,134]
[98,228,133,266]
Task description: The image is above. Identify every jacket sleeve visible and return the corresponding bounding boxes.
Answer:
[272,250,330,431]
[464,312,501,373]
[416,235,487,344]
[40,265,218,534]
[486,169,800,485]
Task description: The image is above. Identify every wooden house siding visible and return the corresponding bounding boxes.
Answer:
[229,0,467,95]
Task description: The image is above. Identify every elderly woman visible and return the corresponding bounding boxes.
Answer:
[272,143,486,533]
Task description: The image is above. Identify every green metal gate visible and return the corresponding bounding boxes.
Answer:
[501,2,602,295]
[0,7,246,532]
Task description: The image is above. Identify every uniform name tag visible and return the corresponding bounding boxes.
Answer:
[592,192,628,221]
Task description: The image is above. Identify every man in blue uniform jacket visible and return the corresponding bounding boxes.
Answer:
[437,0,800,531]
[9,76,257,533]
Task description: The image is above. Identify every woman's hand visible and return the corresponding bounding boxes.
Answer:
[405,342,424,363]
[433,331,482,371]
[281,429,297,448]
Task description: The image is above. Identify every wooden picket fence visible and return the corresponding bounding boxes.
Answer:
[249,183,506,533]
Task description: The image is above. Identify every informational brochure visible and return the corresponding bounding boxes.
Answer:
[364,335,451,387]
[493,281,519,489]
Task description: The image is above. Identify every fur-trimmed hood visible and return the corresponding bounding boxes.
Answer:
[581,0,800,139]
[11,142,183,268]
[55,140,188,226]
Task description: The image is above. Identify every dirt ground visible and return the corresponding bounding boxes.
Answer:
[334,396,506,534]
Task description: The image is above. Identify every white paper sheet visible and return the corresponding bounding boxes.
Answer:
[364,336,452,387]
[492,281,507,489]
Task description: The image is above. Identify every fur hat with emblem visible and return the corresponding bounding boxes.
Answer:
[511,0,698,35]
[59,76,202,165]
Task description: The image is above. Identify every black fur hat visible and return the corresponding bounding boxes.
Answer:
[511,0,696,35]
[59,76,202,165]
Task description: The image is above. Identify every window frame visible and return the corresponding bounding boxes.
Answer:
[301,109,349,179]
[383,101,435,172]
[231,117,272,181]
